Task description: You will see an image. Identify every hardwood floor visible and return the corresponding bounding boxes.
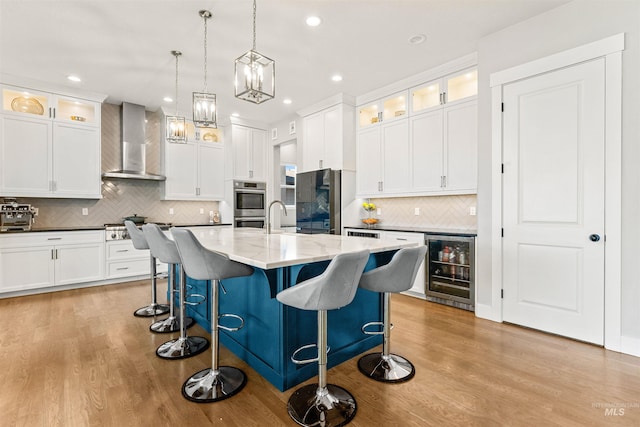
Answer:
[1,280,639,426]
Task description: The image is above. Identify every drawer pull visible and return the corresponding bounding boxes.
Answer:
[116,267,129,271]
[47,237,62,241]
[116,249,129,253]
[396,238,407,241]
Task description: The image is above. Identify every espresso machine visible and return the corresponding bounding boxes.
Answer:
[0,198,38,231]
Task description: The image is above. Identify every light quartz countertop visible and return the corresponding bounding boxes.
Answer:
[182,227,418,270]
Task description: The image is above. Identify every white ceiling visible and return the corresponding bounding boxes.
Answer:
[0,0,569,126]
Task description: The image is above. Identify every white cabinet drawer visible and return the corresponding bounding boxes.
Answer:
[107,259,150,279]
[107,240,149,260]
[0,230,104,247]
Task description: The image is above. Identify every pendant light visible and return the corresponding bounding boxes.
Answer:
[193,10,217,128]
[234,0,275,104]
[166,50,186,143]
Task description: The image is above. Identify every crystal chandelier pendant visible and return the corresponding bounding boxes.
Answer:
[166,50,186,143]
[234,0,275,104]
[234,49,275,104]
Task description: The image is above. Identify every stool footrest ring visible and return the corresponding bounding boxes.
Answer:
[184,293,207,306]
[362,321,393,335]
[291,343,331,365]
[218,313,244,332]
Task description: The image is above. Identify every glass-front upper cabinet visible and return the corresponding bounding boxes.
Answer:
[2,86,51,118]
[411,67,477,114]
[358,91,408,128]
[2,85,100,126]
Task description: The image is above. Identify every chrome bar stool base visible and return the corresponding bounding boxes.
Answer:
[133,303,170,318]
[182,367,247,403]
[149,315,193,334]
[357,353,415,383]
[287,383,357,427]
[156,336,209,360]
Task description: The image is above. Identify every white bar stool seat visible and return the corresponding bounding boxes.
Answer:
[276,249,369,427]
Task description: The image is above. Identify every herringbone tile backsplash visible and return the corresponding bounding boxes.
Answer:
[20,103,221,228]
[367,195,477,230]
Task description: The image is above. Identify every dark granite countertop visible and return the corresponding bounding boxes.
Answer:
[0,223,232,235]
[344,225,477,236]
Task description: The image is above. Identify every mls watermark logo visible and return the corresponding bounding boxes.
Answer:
[592,402,638,417]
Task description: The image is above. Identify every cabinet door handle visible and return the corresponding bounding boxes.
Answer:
[49,107,52,118]
[442,92,447,104]
[51,249,55,260]
[249,170,253,178]
[443,176,447,187]
[53,108,56,119]
[380,181,383,192]
[196,187,201,196]
[319,159,323,168]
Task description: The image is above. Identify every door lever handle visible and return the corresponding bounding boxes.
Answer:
[589,234,601,242]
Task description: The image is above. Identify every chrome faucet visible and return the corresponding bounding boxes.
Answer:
[266,200,288,234]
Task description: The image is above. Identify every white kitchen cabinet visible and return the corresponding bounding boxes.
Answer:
[231,124,266,181]
[0,230,105,294]
[356,118,410,197]
[301,103,355,172]
[357,91,408,129]
[0,85,102,198]
[411,99,477,194]
[410,67,477,115]
[162,122,224,201]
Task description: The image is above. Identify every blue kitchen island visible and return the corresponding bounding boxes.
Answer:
[178,227,417,391]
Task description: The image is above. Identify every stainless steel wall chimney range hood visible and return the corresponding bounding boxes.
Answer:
[102,102,166,181]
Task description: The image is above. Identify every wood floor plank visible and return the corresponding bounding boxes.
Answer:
[1,280,639,426]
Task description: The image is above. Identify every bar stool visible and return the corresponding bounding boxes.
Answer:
[276,250,369,427]
[142,224,209,360]
[357,246,427,383]
[172,228,254,403]
[124,220,170,317]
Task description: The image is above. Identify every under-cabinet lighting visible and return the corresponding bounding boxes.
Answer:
[67,75,81,82]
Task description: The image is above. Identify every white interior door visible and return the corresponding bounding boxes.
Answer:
[502,58,605,345]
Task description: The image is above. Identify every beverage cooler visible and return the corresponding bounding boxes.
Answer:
[425,234,475,311]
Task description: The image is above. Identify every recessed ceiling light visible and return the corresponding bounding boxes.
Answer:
[163,97,173,103]
[283,98,292,105]
[331,74,343,82]
[67,75,81,82]
[231,112,240,117]
[306,16,322,27]
[408,34,426,45]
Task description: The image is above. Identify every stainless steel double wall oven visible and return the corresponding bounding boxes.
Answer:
[233,180,266,228]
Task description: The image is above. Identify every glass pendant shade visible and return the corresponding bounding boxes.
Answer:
[234,50,275,104]
[192,92,217,128]
[166,115,186,143]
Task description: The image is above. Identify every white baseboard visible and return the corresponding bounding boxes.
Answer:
[619,335,640,358]
[474,302,502,322]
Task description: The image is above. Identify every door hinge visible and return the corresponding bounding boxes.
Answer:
[501,289,504,299]
[501,103,504,112]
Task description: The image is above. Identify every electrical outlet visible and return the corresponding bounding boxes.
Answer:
[200,208,204,214]
[414,207,420,216]
[470,206,476,216]
[81,208,88,216]
[377,208,382,215]
[169,208,174,215]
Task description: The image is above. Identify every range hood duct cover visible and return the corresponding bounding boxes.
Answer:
[102,102,166,181]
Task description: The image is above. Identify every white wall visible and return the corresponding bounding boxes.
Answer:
[476,0,640,346]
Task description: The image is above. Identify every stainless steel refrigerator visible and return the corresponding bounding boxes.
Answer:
[296,168,341,234]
